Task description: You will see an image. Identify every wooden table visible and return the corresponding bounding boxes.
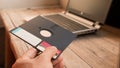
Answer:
[0,8,120,68]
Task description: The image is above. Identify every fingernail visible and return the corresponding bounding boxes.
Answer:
[50,46,57,50]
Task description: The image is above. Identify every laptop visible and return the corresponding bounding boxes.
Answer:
[41,0,112,35]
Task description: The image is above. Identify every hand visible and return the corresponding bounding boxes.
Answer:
[12,46,64,68]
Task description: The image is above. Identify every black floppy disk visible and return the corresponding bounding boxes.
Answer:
[10,16,76,59]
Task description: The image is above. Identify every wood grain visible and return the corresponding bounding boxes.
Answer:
[1,8,120,68]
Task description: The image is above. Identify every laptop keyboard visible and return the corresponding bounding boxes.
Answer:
[44,14,89,32]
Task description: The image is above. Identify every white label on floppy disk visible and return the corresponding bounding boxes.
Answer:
[37,46,45,52]
[12,27,42,46]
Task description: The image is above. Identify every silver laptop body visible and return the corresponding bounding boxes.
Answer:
[42,0,112,35]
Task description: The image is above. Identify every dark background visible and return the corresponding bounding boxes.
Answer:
[0,28,5,68]
[105,0,120,29]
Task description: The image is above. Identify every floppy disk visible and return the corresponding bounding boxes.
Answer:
[10,16,76,59]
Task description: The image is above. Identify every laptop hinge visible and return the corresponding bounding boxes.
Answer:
[93,21,101,29]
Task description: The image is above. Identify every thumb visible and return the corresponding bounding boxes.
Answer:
[22,47,37,59]
[37,46,57,60]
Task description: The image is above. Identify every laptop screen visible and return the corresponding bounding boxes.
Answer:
[67,0,112,24]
